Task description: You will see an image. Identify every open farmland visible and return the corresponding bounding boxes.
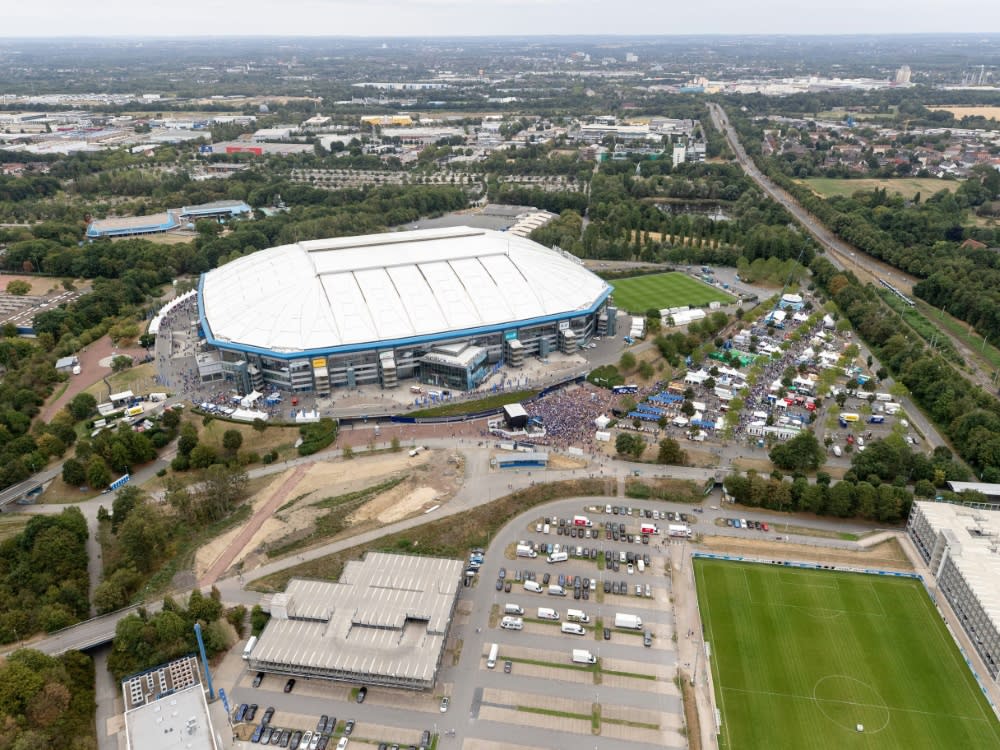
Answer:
[610,272,733,314]
[799,177,959,200]
[695,559,1000,750]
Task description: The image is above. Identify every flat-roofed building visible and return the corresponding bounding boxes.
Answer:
[251,552,463,690]
[907,501,1000,680]
[122,656,218,750]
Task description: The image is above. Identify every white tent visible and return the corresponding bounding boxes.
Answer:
[239,389,263,408]
[594,414,611,430]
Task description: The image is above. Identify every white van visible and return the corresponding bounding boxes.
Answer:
[561,622,586,636]
[547,551,568,564]
[543,523,550,534]
[548,584,567,596]
[524,580,543,593]
[566,609,590,623]
[500,616,523,630]
[505,603,524,616]
[537,607,560,621]
[487,643,499,669]
[637,559,645,573]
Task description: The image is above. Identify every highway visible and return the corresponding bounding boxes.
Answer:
[706,102,996,390]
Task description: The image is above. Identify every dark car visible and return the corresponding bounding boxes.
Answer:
[253,672,265,688]
[603,580,611,593]
[279,729,291,748]
[504,660,512,673]
[498,567,506,579]
[317,716,328,734]
[344,720,355,736]
[643,553,650,566]
[253,724,265,743]
[495,578,503,591]
[326,716,337,733]
[261,726,274,744]
[247,704,258,722]
[542,572,550,585]
[284,679,296,693]
[582,577,590,589]
[289,730,302,750]
[357,686,368,704]
[604,627,611,640]
[582,589,589,600]
[317,738,329,750]
[604,550,612,564]
[504,581,512,593]
[573,575,581,588]
[642,534,649,545]
[263,707,275,725]
[270,728,282,746]
[573,587,581,600]
[421,730,431,746]
[236,703,249,722]
[605,529,612,540]
[612,506,619,515]
[558,573,565,586]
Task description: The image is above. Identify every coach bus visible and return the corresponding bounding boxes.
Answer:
[612,384,639,394]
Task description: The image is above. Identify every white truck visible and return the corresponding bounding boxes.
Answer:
[572,649,597,664]
[500,616,523,630]
[516,544,538,558]
[537,607,560,621]
[614,612,643,630]
[566,609,590,623]
[504,603,524,615]
[487,643,499,669]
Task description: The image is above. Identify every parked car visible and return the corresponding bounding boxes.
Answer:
[262,707,275,725]
[236,704,249,722]
[356,687,368,704]
[504,660,513,673]
[284,679,296,693]
[440,696,450,713]
[603,627,611,640]
[344,720,355,736]
[253,672,265,688]
[247,704,258,721]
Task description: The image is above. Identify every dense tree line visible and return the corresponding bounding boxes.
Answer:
[811,255,1000,481]
[0,508,89,643]
[108,589,230,681]
[724,470,912,523]
[0,649,96,750]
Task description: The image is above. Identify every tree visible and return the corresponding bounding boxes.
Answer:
[222,429,243,455]
[111,355,133,372]
[615,432,645,459]
[61,457,86,486]
[619,352,636,371]
[67,392,97,421]
[85,456,110,490]
[769,431,825,472]
[656,438,687,466]
[5,280,30,296]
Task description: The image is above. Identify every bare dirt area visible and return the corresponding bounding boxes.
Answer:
[542,453,588,471]
[0,274,63,296]
[194,449,460,580]
[698,534,912,570]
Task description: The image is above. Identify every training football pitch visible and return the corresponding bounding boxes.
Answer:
[610,272,733,314]
[694,559,1000,750]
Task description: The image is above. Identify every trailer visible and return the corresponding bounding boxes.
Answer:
[572,515,593,527]
[668,524,691,538]
[516,544,538,558]
[242,635,258,660]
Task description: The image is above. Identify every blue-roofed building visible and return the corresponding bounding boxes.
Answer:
[180,200,252,221]
[86,210,181,239]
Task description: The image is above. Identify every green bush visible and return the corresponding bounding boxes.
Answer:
[298,418,339,456]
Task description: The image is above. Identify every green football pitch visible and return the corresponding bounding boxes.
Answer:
[610,272,733,314]
[694,559,1000,750]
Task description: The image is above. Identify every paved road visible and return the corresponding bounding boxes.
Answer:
[707,102,996,391]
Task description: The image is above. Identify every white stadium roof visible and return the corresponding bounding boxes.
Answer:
[200,226,610,355]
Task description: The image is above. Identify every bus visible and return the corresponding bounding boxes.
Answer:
[487,643,499,669]
[242,635,258,660]
[612,384,639,395]
[839,413,860,423]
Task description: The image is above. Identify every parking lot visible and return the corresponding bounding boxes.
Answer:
[222,498,686,750]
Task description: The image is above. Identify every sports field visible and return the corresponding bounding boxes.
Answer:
[799,177,959,200]
[695,559,1000,750]
[610,272,733,314]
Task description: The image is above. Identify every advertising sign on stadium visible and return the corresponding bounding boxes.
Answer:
[504,330,518,340]
[559,320,570,331]
[312,357,327,369]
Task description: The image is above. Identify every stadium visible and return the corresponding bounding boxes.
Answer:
[196,226,615,393]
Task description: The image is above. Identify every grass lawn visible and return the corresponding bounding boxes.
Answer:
[799,177,960,200]
[407,389,539,418]
[610,272,733,314]
[695,559,1000,750]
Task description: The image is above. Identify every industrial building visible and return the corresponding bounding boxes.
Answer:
[907,501,1000,680]
[122,656,218,750]
[250,553,463,690]
[196,226,614,393]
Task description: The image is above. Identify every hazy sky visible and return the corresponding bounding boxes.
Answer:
[4,0,1000,37]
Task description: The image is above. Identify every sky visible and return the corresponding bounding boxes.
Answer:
[3,0,1000,37]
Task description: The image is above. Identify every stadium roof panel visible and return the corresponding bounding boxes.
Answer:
[200,226,610,356]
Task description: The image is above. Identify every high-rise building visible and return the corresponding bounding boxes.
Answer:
[895,65,912,84]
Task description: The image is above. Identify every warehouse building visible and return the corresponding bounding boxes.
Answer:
[250,553,463,690]
[122,656,218,750]
[196,226,613,392]
[907,501,1000,680]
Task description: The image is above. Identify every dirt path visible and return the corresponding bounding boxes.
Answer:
[198,463,309,587]
[40,336,149,422]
